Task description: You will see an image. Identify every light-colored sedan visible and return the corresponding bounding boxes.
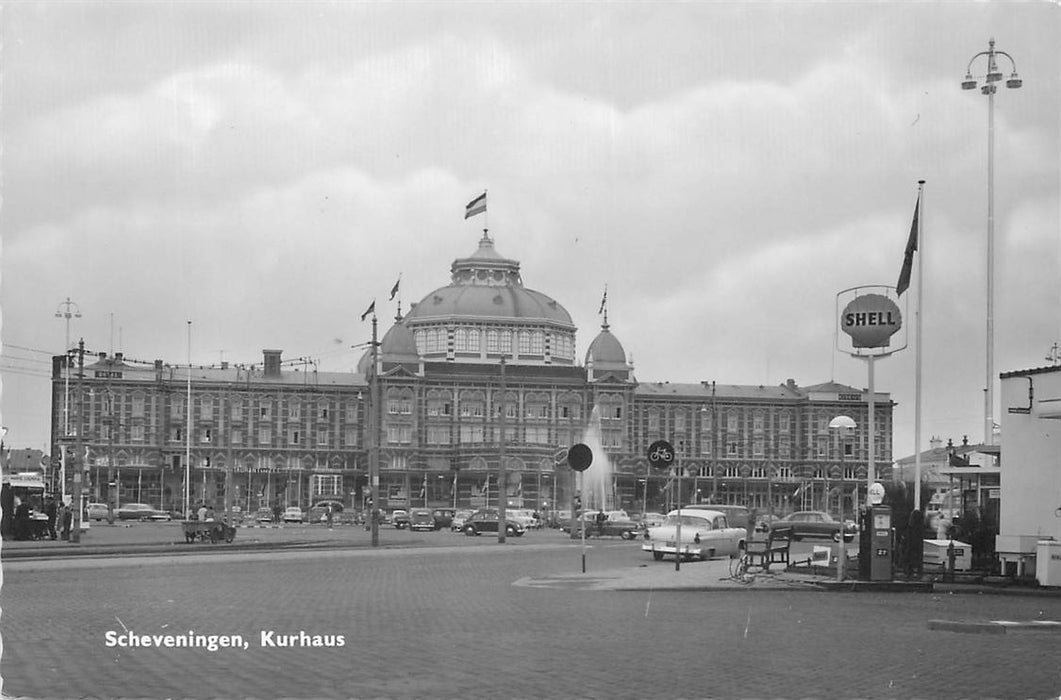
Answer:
[85,502,110,521]
[642,509,746,561]
[281,507,304,523]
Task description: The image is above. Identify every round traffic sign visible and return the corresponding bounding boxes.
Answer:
[647,440,675,470]
[567,443,593,472]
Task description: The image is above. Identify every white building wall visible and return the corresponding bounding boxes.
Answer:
[998,368,1061,542]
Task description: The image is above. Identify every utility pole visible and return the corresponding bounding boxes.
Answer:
[71,339,85,543]
[369,315,380,547]
[498,358,507,544]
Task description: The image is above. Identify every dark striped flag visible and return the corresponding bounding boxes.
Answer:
[464,192,487,219]
[896,194,920,296]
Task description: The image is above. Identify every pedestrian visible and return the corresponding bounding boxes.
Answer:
[197,503,208,522]
[205,505,216,522]
[325,504,334,529]
[60,503,72,541]
[44,495,58,540]
[14,500,31,541]
[595,510,607,538]
[272,503,282,525]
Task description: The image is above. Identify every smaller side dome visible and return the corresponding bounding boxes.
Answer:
[586,325,627,366]
[380,320,419,361]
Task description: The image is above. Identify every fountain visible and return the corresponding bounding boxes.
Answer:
[578,405,614,512]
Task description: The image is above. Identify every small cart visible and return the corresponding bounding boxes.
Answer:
[181,520,237,544]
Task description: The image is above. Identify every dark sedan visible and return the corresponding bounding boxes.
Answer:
[772,510,856,542]
[462,508,525,537]
[116,503,172,521]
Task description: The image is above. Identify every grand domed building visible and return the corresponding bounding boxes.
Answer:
[49,232,893,521]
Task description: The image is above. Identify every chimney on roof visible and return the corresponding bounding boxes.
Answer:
[263,349,282,378]
[929,436,942,450]
[786,378,797,390]
[115,352,123,363]
[221,361,229,370]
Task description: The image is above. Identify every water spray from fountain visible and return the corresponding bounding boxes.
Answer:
[579,405,614,512]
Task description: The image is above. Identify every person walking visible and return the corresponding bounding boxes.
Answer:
[60,503,72,541]
[44,496,58,540]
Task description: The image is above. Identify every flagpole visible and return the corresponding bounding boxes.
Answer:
[914,181,925,509]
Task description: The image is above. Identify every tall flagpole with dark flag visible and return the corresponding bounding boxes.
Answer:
[465,191,488,239]
[897,181,925,508]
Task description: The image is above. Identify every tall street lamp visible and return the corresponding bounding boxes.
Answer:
[961,38,1023,445]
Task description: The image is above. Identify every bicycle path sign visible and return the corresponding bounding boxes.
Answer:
[647,440,675,470]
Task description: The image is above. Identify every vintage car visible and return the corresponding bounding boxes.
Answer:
[85,502,110,522]
[682,504,751,530]
[771,510,856,542]
[569,510,643,539]
[642,508,746,561]
[281,507,304,524]
[391,509,410,529]
[432,508,456,530]
[409,508,437,531]
[449,509,475,532]
[115,503,172,521]
[461,508,526,537]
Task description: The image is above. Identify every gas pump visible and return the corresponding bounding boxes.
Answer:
[867,504,893,581]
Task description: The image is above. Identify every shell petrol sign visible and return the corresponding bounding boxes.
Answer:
[840,293,902,348]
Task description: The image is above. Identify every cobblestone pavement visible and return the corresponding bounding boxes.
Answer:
[3,531,1061,699]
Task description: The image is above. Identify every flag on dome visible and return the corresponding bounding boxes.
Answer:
[389,277,400,301]
[360,300,375,322]
[598,286,607,315]
[464,192,487,219]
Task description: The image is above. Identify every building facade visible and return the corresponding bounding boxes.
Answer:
[50,233,893,518]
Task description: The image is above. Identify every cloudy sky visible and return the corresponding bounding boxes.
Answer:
[2,2,1058,461]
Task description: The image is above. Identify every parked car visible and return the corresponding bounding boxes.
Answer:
[462,508,526,537]
[636,512,667,530]
[506,509,539,530]
[682,504,751,530]
[449,509,475,532]
[308,501,344,524]
[252,507,274,524]
[281,507,304,524]
[85,502,110,522]
[772,510,856,542]
[409,508,436,531]
[116,503,172,521]
[391,509,410,529]
[642,508,746,561]
[432,508,456,530]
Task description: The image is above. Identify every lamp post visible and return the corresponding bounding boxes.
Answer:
[828,415,856,584]
[961,38,1022,446]
[55,298,81,497]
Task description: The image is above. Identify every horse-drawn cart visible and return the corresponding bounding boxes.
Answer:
[181,520,237,544]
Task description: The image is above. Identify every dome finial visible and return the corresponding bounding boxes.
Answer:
[598,284,609,329]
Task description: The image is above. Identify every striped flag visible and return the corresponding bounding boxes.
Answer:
[598,286,608,315]
[464,192,487,219]
[389,277,401,301]
[360,300,376,322]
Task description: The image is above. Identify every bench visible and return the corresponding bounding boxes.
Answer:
[743,525,792,571]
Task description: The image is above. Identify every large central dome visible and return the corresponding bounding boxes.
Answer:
[400,233,577,366]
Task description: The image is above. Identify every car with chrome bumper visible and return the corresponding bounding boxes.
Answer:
[642,509,746,561]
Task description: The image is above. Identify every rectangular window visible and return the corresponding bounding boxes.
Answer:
[344,428,358,447]
[288,429,300,445]
[753,415,764,432]
[753,438,764,456]
[779,441,790,458]
[727,442,738,456]
[525,427,549,444]
[387,425,412,444]
[200,398,214,421]
[427,426,451,445]
[779,414,790,433]
[202,428,212,444]
[131,396,145,418]
[131,425,145,442]
[459,425,485,444]
[259,427,272,444]
[777,466,793,480]
[700,439,712,456]
[318,406,329,420]
[674,412,686,432]
[844,442,854,457]
[260,403,271,419]
[170,427,182,442]
[100,424,111,440]
[727,413,738,432]
[232,429,243,445]
[230,401,242,421]
[317,430,329,446]
[171,399,184,419]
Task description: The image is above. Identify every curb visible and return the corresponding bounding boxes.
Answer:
[928,619,1061,634]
